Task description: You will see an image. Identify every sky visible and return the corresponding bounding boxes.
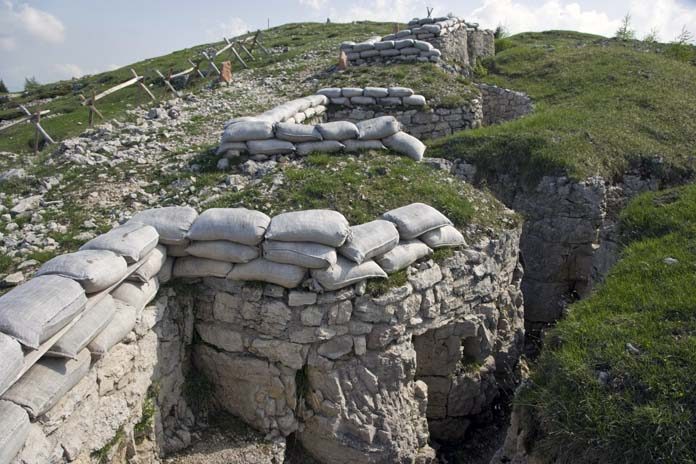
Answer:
[1,0,695,91]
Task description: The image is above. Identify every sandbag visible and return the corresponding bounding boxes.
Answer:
[343,140,387,152]
[186,240,259,263]
[128,245,167,283]
[167,244,190,257]
[110,278,159,312]
[266,210,351,247]
[130,206,199,246]
[247,139,295,156]
[388,87,414,97]
[364,87,389,98]
[420,225,466,248]
[316,121,360,141]
[158,257,174,284]
[87,300,137,357]
[0,400,30,464]
[0,275,86,349]
[36,249,128,293]
[228,258,306,289]
[375,239,432,273]
[216,141,248,155]
[381,203,453,240]
[263,241,337,269]
[403,95,427,106]
[187,208,270,245]
[46,294,117,359]
[223,116,259,128]
[172,257,232,278]
[339,220,399,264]
[311,257,387,291]
[80,222,159,264]
[3,348,91,419]
[317,88,342,98]
[383,132,427,161]
[275,123,323,143]
[296,141,345,156]
[221,120,274,142]
[306,94,329,106]
[357,116,401,140]
[341,88,363,98]
[0,333,23,396]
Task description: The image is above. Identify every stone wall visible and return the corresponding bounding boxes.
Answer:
[477,84,533,125]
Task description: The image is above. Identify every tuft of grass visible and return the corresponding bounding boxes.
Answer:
[134,384,159,440]
[366,269,408,297]
[91,427,125,464]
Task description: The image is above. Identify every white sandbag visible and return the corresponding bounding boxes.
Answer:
[364,87,389,98]
[378,97,402,106]
[343,140,387,152]
[420,225,466,248]
[158,257,174,284]
[128,245,167,283]
[382,203,453,240]
[0,400,30,464]
[36,250,128,293]
[296,141,345,156]
[266,210,351,247]
[311,257,387,291]
[0,333,23,396]
[403,95,427,106]
[247,139,296,156]
[318,88,342,98]
[80,222,159,264]
[275,123,323,143]
[263,241,337,269]
[383,132,427,161]
[316,121,360,141]
[375,239,432,273]
[228,258,306,289]
[172,257,232,279]
[167,244,190,257]
[395,39,415,49]
[186,240,259,263]
[341,88,363,98]
[339,220,400,264]
[388,87,414,97]
[221,120,274,142]
[0,275,86,349]
[357,116,401,140]
[46,294,117,359]
[87,300,137,357]
[130,206,198,246]
[3,348,91,419]
[187,208,270,245]
[375,41,395,50]
[306,94,329,106]
[216,142,248,155]
[110,278,159,312]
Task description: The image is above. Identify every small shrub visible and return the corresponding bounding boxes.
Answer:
[615,13,636,41]
[0,80,8,94]
[495,38,515,54]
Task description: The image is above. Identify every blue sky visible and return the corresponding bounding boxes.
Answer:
[1,0,695,91]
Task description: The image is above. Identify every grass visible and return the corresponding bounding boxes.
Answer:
[91,427,125,464]
[429,30,696,185]
[518,182,696,463]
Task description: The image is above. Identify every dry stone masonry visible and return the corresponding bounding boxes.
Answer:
[477,84,534,126]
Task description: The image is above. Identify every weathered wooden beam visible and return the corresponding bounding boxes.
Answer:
[240,44,255,61]
[18,105,55,145]
[188,59,205,79]
[231,46,248,69]
[202,51,221,76]
[170,66,195,79]
[0,109,50,132]
[216,38,234,57]
[155,69,181,97]
[88,75,142,103]
[131,68,156,101]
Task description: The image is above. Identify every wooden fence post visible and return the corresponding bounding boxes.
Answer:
[131,69,156,101]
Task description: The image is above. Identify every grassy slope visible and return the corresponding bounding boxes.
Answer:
[429,31,696,184]
[520,183,696,463]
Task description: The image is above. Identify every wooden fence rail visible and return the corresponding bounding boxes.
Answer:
[80,68,155,126]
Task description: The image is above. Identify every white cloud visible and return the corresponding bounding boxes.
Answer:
[299,0,328,9]
[329,0,443,23]
[0,34,16,51]
[0,1,65,47]
[205,17,250,40]
[628,0,696,42]
[53,63,84,79]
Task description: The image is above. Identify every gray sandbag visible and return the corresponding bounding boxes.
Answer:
[130,206,199,246]
[247,139,296,156]
[167,244,190,257]
[382,203,453,240]
[316,121,360,141]
[187,208,270,245]
[351,96,376,105]
[221,120,274,142]
[375,239,432,273]
[0,275,86,349]
[0,333,23,396]
[80,222,159,264]
[394,39,414,49]
[158,257,174,284]
[339,220,399,264]
[186,241,259,263]
[216,142,248,155]
[414,40,434,51]
[378,97,402,106]
[128,245,167,283]
[296,141,345,156]
[403,95,427,106]
[331,97,350,105]
[318,88,342,98]
[380,49,401,57]
[388,87,414,97]
[364,87,389,98]
[263,241,337,269]
[228,258,306,289]
[110,278,159,313]
[357,116,401,140]
[36,250,128,293]
[87,300,137,357]
[223,116,259,129]
[0,400,30,464]
[3,348,91,419]
[343,140,387,152]
[172,257,232,279]
[306,94,329,106]
[420,225,467,248]
[275,123,323,143]
[311,257,387,291]
[341,88,363,98]
[266,210,351,247]
[46,294,117,359]
[375,41,395,50]
[383,132,427,161]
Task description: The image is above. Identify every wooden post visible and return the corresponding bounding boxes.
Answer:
[188,59,205,79]
[427,6,434,18]
[240,44,255,61]
[203,51,221,75]
[89,91,95,126]
[249,30,261,54]
[131,69,156,101]
[33,110,40,155]
[156,69,181,97]
[230,46,248,69]
[17,105,55,149]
